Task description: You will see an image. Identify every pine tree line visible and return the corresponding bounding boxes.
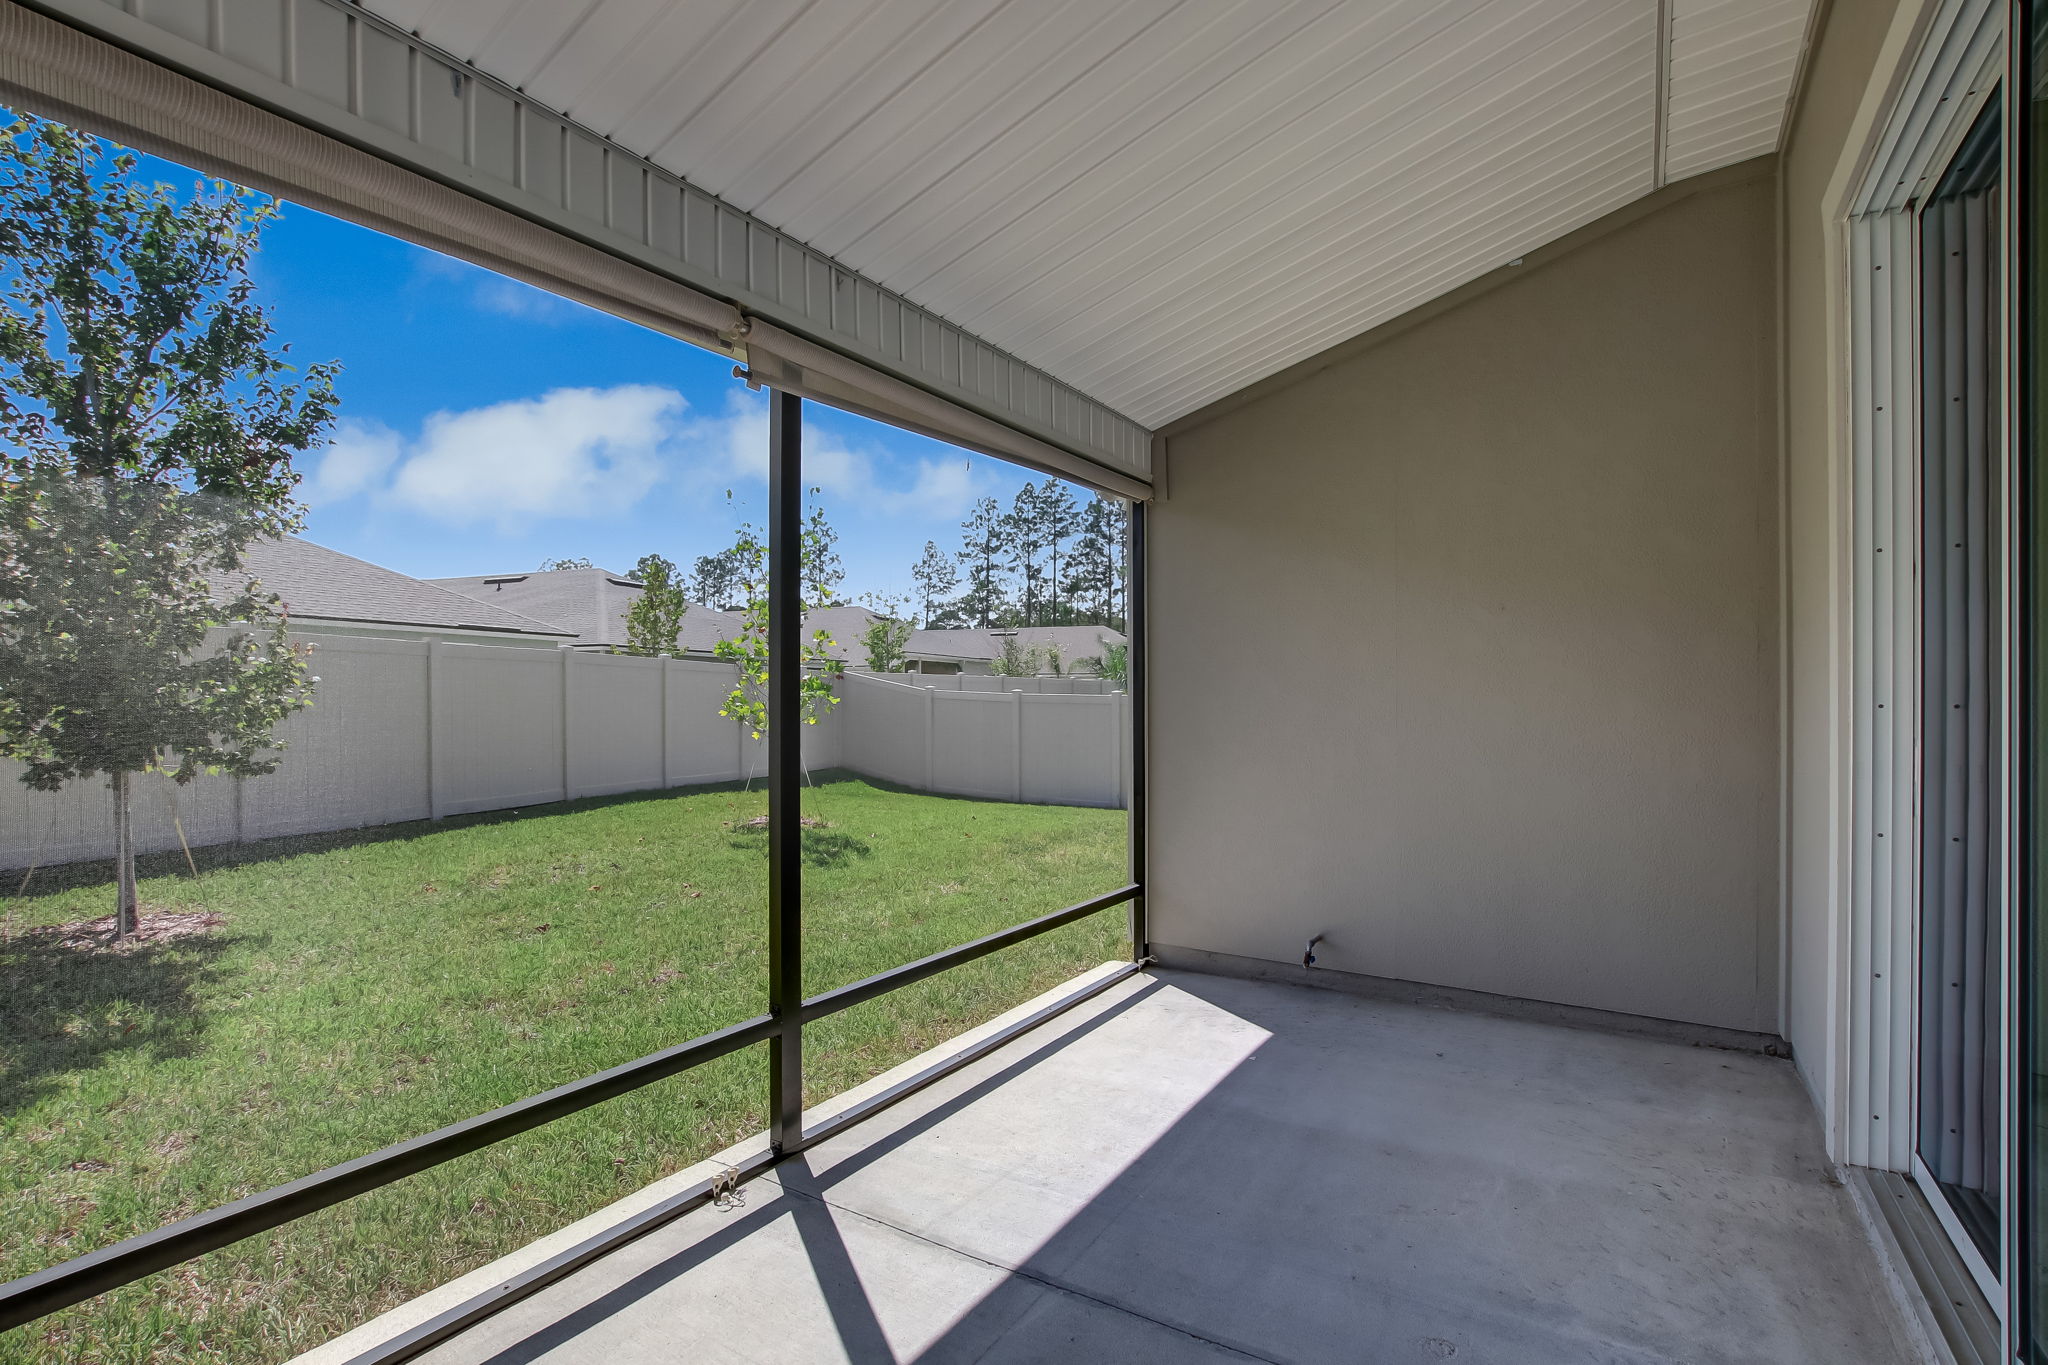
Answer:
[571,478,1126,642]
[914,482,1128,631]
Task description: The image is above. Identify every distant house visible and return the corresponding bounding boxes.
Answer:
[796,608,1120,677]
[903,625,1128,677]
[228,546,1127,673]
[220,538,575,646]
[429,565,741,656]
[775,607,1118,677]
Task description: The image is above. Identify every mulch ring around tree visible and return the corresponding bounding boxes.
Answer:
[19,909,225,952]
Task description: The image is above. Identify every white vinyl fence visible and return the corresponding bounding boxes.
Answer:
[861,672,1122,694]
[0,636,1128,870]
[840,672,1132,808]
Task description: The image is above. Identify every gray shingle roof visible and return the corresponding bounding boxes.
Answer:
[430,567,741,653]
[802,605,885,664]
[218,538,573,638]
[906,625,1125,663]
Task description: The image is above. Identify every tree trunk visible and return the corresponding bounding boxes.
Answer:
[112,770,138,939]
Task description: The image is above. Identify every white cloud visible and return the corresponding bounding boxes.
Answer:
[691,390,768,486]
[687,390,994,519]
[303,419,401,506]
[305,386,686,528]
[471,275,577,321]
[414,250,578,322]
[384,385,684,529]
[306,384,999,532]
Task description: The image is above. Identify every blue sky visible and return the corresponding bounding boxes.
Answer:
[123,146,1056,604]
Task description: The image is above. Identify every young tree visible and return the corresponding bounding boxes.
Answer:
[855,595,913,673]
[0,116,337,936]
[624,552,689,655]
[539,555,593,570]
[710,515,838,745]
[987,634,1036,677]
[802,500,844,606]
[1003,484,1048,625]
[689,547,746,609]
[954,496,1007,628]
[910,540,957,626]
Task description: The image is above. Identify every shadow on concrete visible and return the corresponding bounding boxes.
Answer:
[897,972,1903,1365]
[451,985,1160,1365]
[434,971,1918,1365]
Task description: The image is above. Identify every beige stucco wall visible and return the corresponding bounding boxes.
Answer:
[1150,163,1782,1033]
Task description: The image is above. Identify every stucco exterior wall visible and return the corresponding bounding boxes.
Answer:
[1150,163,1781,1033]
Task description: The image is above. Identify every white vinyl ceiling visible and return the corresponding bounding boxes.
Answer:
[361,0,1813,429]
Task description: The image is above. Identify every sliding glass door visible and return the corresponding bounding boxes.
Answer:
[1920,94,2007,1289]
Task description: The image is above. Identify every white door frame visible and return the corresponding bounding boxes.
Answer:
[1837,0,2010,1325]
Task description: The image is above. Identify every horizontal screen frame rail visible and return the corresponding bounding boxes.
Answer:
[800,884,1139,1023]
[0,884,1141,1330]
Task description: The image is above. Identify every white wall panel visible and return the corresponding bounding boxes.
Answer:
[566,652,665,799]
[842,673,927,790]
[930,692,1018,802]
[431,643,567,816]
[1020,694,1123,808]
[664,660,744,786]
[241,636,432,839]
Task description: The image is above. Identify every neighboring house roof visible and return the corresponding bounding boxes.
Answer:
[677,603,745,656]
[905,625,1126,665]
[802,605,886,665]
[218,537,574,639]
[430,566,740,652]
[904,628,994,662]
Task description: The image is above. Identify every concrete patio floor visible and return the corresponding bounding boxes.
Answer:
[393,969,1920,1365]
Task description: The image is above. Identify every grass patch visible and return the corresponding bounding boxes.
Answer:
[0,772,1126,1363]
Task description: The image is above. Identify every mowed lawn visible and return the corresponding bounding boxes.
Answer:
[0,772,1128,1364]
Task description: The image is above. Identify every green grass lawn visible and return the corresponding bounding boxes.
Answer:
[0,772,1128,1364]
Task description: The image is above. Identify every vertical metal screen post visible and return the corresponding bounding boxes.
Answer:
[2010,2,2034,1348]
[768,389,805,1154]
[1128,498,1149,960]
